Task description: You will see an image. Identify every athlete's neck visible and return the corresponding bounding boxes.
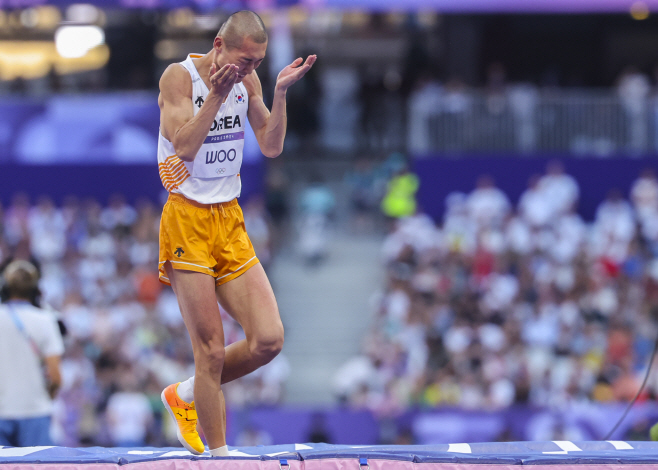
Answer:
[192,51,216,81]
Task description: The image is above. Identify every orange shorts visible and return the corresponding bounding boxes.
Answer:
[158,193,259,286]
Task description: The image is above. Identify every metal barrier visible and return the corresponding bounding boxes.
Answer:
[409,87,658,156]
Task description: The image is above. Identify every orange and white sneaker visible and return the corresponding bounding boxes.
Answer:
[161,383,205,455]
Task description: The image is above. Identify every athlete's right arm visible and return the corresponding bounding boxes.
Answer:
[159,63,238,162]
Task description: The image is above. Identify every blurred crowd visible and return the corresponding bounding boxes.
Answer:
[5,157,658,445]
[0,194,289,447]
[335,162,658,419]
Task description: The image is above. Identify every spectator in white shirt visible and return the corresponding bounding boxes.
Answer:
[466,176,511,230]
[105,374,153,447]
[538,161,579,218]
[519,175,553,228]
[630,168,658,241]
[597,190,635,229]
[0,260,64,447]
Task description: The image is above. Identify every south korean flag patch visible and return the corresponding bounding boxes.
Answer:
[235,92,245,104]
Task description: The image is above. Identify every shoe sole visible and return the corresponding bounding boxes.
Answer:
[160,388,204,455]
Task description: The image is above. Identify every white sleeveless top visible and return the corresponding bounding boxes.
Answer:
[157,54,249,204]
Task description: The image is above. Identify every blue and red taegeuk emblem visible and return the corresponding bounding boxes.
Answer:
[235,93,245,104]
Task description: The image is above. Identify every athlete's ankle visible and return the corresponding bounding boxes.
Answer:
[210,445,229,457]
[176,377,195,404]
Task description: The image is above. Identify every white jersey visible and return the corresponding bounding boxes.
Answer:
[158,54,249,204]
[0,300,64,419]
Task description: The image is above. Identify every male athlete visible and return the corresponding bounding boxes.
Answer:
[157,11,316,456]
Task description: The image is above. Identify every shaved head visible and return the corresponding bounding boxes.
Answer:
[218,10,267,50]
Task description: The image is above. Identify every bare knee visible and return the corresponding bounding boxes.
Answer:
[250,324,284,366]
[195,336,226,378]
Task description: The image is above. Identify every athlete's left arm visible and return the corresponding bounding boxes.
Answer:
[244,55,317,158]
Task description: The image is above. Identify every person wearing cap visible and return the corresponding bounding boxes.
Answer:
[0,260,64,447]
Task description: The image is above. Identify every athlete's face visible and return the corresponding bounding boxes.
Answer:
[215,37,267,83]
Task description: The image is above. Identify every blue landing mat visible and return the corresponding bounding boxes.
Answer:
[1,441,658,465]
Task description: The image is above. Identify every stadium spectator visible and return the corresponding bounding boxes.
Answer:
[0,260,64,447]
[105,374,153,447]
[617,66,651,152]
[466,175,511,229]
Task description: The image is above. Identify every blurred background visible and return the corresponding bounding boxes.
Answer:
[3,0,658,448]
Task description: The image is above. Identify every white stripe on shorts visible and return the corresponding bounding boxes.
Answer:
[215,256,257,282]
[160,260,214,271]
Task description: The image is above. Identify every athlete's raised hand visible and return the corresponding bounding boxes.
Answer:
[209,63,239,98]
[275,55,317,92]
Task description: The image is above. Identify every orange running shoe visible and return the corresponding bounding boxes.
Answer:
[161,383,205,455]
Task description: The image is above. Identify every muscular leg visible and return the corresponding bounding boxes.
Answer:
[165,262,227,450]
[216,263,284,384]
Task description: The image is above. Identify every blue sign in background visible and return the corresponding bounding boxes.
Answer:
[0,94,264,205]
[224,402,658,445]
[414,155,658,222]
[0,93,159,165]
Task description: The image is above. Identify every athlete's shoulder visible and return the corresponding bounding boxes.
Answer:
[159,63,192,98]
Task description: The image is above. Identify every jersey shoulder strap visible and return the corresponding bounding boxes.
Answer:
[179,54,203,84]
